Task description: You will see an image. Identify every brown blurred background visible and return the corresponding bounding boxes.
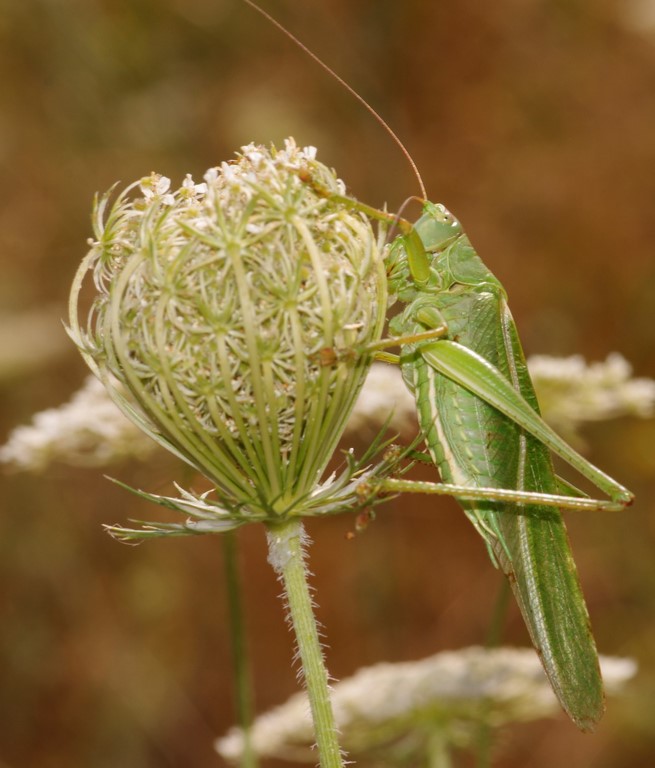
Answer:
[1,0,655,766]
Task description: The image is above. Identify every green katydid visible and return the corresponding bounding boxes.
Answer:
[372,202,633,732]
[242,0,634,732]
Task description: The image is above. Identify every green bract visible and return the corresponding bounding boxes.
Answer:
[69,139,388,535]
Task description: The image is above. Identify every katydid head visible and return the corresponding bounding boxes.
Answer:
[415,202,463,249]
[386,203,462,302]
[417,202,505,292]
[386,201,505,304]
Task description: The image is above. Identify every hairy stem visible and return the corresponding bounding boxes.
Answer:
[266,519,344,768]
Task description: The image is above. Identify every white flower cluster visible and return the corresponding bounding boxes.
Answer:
[620,0,655,35]
[64,138,391,534]
[3,353,653,474]
[216,647,636,763]
[528,353,655,443]
[0,364,410,475]
[352,355,655,444]
[0,375,155,471]
[345,362,417,436]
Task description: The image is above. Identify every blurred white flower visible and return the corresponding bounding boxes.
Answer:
[0,375,155,471]
[528,353,655,444]
[348,354,655,446]
[0,364,410,475]
[216,647,636,764]
[620,0,655,35]
[346,362,417,437]
[3,353,653,473]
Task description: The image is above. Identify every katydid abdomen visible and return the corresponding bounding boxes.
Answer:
[390,206,604,729]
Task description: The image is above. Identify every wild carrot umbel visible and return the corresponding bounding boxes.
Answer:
[68,139,391,767]
[68,139,389,532]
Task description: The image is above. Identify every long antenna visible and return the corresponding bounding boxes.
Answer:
[241,0,427,201]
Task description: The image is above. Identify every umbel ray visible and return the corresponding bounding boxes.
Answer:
[242,0,633,732]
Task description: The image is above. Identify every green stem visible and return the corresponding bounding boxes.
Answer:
[265,518,344,768]
[485,578,511,649]
[223,531,258,768]
[426,729,452,768]
[474,579,511,768]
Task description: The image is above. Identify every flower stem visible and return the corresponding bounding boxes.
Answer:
[223,531,258,768]
[474,578,512,768]
[426,729,452,768]
[266,519,344,768]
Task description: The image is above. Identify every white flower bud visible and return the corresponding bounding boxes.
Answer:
[68,139,387,531]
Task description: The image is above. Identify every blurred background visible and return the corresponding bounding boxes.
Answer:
[1,0,655,766]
